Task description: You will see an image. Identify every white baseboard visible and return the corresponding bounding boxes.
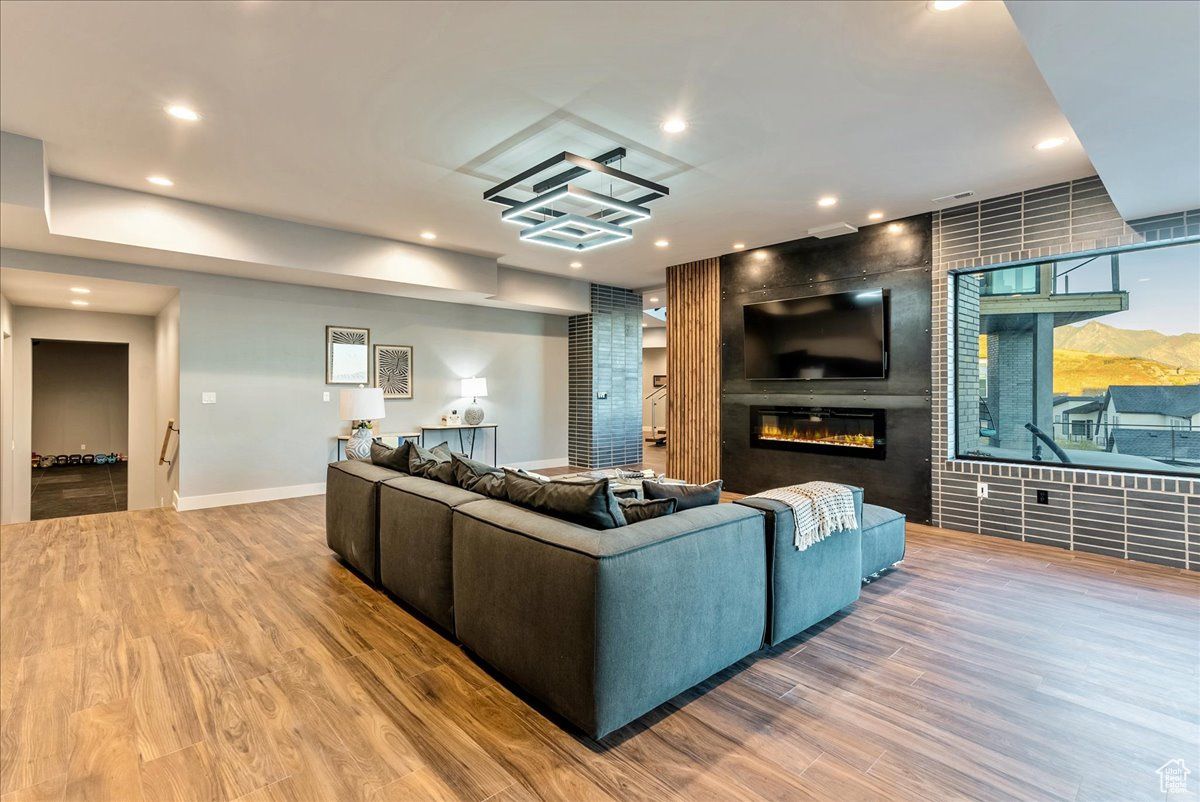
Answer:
[175,482,326,511]
[501,456,570,471]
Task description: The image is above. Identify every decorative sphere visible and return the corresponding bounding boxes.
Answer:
[464,404,485,426]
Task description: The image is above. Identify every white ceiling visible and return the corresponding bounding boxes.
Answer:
[0,266,178,315]
[1,0,1095,288]
[1006,0,1200,220]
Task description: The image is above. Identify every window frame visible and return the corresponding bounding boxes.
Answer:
[950,236,1200,478]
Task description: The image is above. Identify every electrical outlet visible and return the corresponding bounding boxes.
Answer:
[323,392,330,402]
[202,392,216,404]
[977,482,988,499]
[1036,489,1049,505]
[80,443,86,450]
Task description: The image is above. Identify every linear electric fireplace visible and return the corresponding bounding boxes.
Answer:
[750,405,886,459]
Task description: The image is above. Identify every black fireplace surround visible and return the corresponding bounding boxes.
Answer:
[751,406,886,459]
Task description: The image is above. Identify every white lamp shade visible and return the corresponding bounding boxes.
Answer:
[461,377,488,398]
[340,387,386,421]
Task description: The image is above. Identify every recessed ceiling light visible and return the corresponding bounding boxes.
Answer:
[642,323,647,328]
[928,0,967,10]
[569,261,582,269]
[648,297,660,303]
[661,118,687,134]
[165,105,200,122]
[420,231,437,240]
[1034,137,1068,151]
[655,239,669,248]
[69,287,91,294]
[147,175,174,187]
[868,212,884,221]
[733,242,745,250]
[817,196,838,207]
[70,299,89,306]
[888,223,903,233]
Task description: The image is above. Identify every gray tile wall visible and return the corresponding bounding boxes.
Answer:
[932,175,1200,570]
[567,284,644,468]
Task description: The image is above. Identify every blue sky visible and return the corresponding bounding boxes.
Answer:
[1061,241,1199,336]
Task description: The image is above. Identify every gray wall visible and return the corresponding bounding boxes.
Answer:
[934,175,1200,569]
[567,284,643,469]
[177,275,568,499]
[0,249,570,511]
[31,340,129,455]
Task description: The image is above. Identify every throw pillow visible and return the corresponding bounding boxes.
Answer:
[502,469,626,530]
[618,496,678,524]
[370,438,411,472]
[642,479,723,511]
[451,454,506,499]
[409,441,456,484]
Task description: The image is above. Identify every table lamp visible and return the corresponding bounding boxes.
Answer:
[462,377,488,425]
[340,387,386,460]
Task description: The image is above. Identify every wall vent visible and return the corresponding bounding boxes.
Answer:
[807,222,858,239]
[932,190,975,203]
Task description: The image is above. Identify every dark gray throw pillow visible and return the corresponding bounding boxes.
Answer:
[642,479,723,511]
[370,438,411,472]
[451,454,506,499]
[502,469,626,530]
[618,496,677,524]
[408,441,456,484]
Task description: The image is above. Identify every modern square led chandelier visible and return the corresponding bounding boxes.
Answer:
[484,147,669,251]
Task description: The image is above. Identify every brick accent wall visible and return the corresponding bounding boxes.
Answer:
[567,284,644,469]
[933,175,1200,570]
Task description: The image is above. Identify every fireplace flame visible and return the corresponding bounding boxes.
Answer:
[758,422,875,449]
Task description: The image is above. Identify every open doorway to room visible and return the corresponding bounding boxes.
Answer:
[642,290,667,476]
[30,340,130,519]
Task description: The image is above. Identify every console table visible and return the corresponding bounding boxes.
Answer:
[335,431,420,461]
[420,423,498,464]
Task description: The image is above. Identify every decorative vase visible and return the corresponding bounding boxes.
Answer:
[464,403,484,426]
[346,426,374,460]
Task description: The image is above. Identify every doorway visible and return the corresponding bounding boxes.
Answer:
[30,340,129,519]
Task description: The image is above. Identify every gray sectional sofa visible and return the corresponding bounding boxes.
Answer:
[325,459,905,739]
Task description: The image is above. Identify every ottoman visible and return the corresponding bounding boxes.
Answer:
[861,503,906,580]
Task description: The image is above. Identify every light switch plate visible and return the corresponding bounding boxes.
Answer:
[322,392,330,402]
[202,392,216,404]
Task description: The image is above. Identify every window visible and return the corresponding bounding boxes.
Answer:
[954,239,1200,477]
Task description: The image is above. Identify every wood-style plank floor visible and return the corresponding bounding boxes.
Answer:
[1,497,1197,801]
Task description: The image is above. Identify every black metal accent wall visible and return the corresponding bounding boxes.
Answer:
[720,216,934,522]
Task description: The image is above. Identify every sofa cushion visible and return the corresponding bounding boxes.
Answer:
[370,438,412,473]
[451,454,506,499]
[861,503,906,577]
[618,496,677,524]
[502,469,626,530]
[643,479,723,511]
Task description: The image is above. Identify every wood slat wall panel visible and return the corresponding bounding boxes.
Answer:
[666,258,721,483]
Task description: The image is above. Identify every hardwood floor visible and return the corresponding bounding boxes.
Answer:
[1,499,1197,801]
[29,463,128,520]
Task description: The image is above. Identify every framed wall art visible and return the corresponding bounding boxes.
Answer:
[374,344,413,399]
[326,325,370,385]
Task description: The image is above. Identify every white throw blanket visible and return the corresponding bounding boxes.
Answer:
[749,481,858,551]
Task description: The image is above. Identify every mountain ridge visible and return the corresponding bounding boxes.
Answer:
[1054,321,1200,368]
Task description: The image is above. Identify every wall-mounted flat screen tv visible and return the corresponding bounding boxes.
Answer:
[743,289,888,380]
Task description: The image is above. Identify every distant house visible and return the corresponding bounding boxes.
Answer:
[1052,395,1103,442]
[1102,385,1200,464]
